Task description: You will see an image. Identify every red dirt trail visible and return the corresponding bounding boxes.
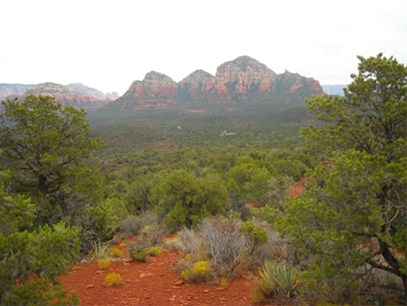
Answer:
[61,250,255,306]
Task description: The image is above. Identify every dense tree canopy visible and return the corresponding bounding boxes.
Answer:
[152,169,230,231]
[275,54,407,298]
[0,95,103,224]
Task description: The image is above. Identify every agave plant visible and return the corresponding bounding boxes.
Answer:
[257,260,299,299]
[88,241,111,260]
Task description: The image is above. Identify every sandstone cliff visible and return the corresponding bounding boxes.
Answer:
[111,71,179,110]
[110,55,323,111]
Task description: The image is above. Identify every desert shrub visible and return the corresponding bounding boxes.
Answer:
[98,259,111,270]
[103,273,123,287]
[147,246,162,257]
[240,220,268,255]
[175,217,276,281]
[200,217,247,277]
[88,241,110,260]
[181,261,212,282]
[100,197,129,240]
[110,247,123,258]
[175,217,275,279]
[2,277,80,305]
[176,227,200,254]
[193,261,212,278]
[177,252,208,275]
[117,211,158,238]
[127,243,149,262]
[139,222,164,246]
[252,260,299,302]
[163,235,184,251]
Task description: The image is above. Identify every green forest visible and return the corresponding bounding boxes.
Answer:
[0,54,406,305]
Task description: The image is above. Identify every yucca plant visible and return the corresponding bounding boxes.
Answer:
[88,241,110,260]
[257,260,299,299]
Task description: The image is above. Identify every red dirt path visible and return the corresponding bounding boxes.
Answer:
[61,250,255,306]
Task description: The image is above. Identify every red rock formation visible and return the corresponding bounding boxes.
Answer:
[214,56,277,98]
[108,55,323,111]
[113,71,179,110]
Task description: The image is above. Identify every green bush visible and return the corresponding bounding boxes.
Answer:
[240,220,268,255]
[139,222,164,246]
[152,169,230,231]
[127,243,149,262]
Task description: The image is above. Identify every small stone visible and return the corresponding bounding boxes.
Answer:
[95,270,104,274]
[203,289,210,293]
[85,284,95,289]
[174,279,185,286]
[215,286,225,291]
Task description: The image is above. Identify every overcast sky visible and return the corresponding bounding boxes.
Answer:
[0,0,405,95]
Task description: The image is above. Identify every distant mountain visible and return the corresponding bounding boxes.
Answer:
[321,84,346,96]
[0,82,118,110]
[0,84,35,101]
[105,55,323,112]
[112,71,179,110]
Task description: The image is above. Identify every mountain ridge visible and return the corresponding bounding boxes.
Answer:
[106,55,323,111]
[0,82,119,110]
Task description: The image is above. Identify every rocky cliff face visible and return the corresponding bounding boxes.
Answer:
[112,71,179,110]
[275,70,323,97]
[106,55,324,111]
[214,56,278,98]
[1,82,117,110]
[179,70,217,103]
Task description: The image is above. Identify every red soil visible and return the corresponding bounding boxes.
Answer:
[286,181,305,197]
[61,250,255,306]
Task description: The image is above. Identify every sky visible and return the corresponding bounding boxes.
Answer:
[0,0,405,95]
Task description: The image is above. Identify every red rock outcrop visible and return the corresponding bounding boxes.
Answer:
[107,55,323,111]
[114,71,179,110]
[214,55,278,97]
[275,70,323,97]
